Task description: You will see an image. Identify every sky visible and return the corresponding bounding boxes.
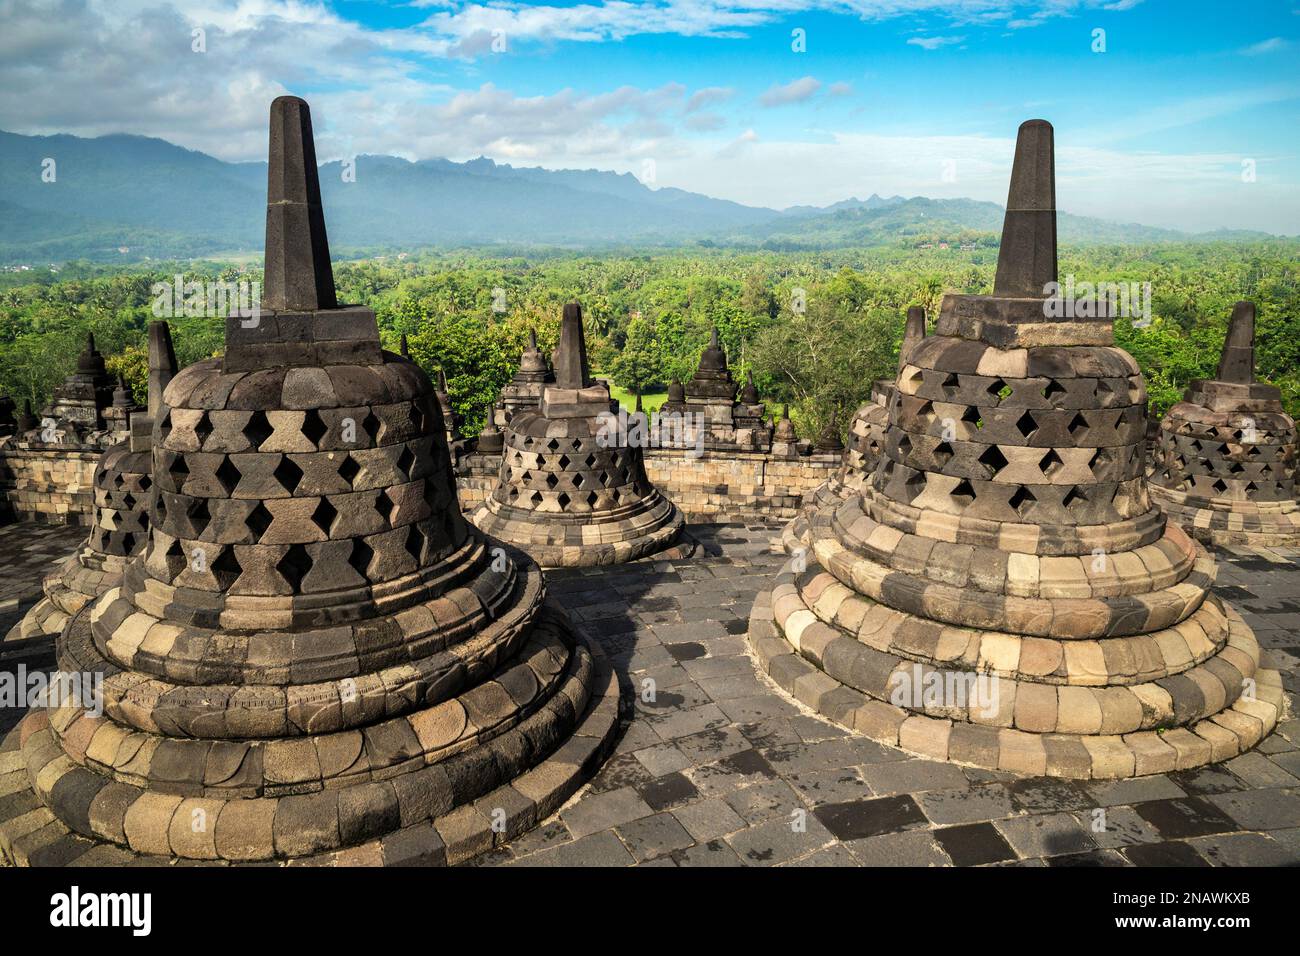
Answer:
[2,0,1298,233]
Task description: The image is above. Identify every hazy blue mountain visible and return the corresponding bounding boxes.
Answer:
[0,128,1277,263]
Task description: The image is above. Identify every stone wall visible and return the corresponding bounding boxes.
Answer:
[454,447,840,521]
[0,441,101,525]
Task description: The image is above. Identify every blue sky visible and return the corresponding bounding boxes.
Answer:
[2,1,1298,231]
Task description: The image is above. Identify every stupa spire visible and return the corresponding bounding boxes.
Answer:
[146,320,177,421]
[1216,301,1256,384]
[553,302,592,389]
[900,305,927,370]
[992,119,1057,299]
[262,95,336,312]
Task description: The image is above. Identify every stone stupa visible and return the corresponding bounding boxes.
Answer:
[749,120,1284,780]
[784,305,927,553]
[1,323,176,664]
[471,303,692,568]
[0,96,618,867]
[496,329,553,427]
[1149,302,1300,546]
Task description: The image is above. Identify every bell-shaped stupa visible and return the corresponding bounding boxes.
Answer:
[2,322,177,662]
[1149,302,1300,546]
[749,120,1284,779]
[471,303,692,567]
[0,97,617,867]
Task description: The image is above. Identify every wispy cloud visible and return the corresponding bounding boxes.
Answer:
[906,35,966,50]
[1240,37,1290,55]
[759,76,821,107]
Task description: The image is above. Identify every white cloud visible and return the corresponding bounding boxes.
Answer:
[686,86,734,112]
[1240,37,1289,56]
[759,76,821,106]
[907,35,966,49]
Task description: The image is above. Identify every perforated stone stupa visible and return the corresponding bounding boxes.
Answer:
[2,323,177,658]
[471,303,692,567]
[1149,302,1300,547]
[0,97,618,867]
[748,120,1285,780]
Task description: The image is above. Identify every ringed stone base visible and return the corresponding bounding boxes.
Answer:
[0,609,621,867]
[746,561,1286,780]
[1152,485,1300,548]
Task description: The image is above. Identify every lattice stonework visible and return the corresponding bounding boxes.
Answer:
[1148,304,1300,546]
[750,120,1284,781]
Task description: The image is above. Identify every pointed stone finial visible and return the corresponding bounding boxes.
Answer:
[740,369,760,405]
[528,328,538,350]
[18,399,37,432]
[147,320,177,420]
[900,306,927,371]
[1216,301,1256,385]
[553,302,592,389]
[993,119,1057,299]
[400,333,409,357]
[77,332,105,373]
[710,327,720,349]
[437,367,449,394]
[113,374,133,408]
[262,95,337,312]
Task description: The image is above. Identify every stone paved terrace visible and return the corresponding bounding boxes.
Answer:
[1,520,1298,867]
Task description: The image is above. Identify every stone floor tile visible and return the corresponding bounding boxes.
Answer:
[559,786,654,839]
[671,798,747,843]
[932,822,1017,866]
[614,812,695,862]
[919,784,1018,825]
[725,814,835,866]
[994,812,1098,859]
[847,829,951,866]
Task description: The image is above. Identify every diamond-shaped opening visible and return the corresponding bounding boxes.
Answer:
[986,379,1010,402]
[375,490,394,525]
[940,372,960,395]
[396,446,416,480]
[162,538,185,578]
[168,453,189,488]
[276,543,312,592]
[978,445,1008,477]
[916,400,934,423]
[1067,412,1088,437]
[404,525,425,563]
[211,546,242,589]
[1212,478,1228,494]
[194,411,213,446]
[311,498,337,536]
[215,456,242,495]
[1228,461,1245,474]
[1096,380,1114,404]
[246,501,273,538]
[903,471,926,503]
[121,532,135,554]
[529,490,544,505]
[572,473,585,488]
[933,441,953,466]
[158,411,172,443]
[122,492,136,511]
[1040,449,1065,477]
[558,455,570,469]
[139,474,152,493]
[410,401,425,433]
[961,406,983,430]
[273,456,303,494]
[301,409,328,448]
[1246,445,1260,459]
[348,539,374,579]
[187,498,211,536]
[1015,411,1038,439]
[1062,486,1087,511]
[1041,380,1066,403]
[897,434,912,458]
[557,492,571,510]
[950,479,976,506]
[339,455,361,487]
[545,473,559,489]
[546,439,560,451]
[1245,481,1258,493]
[584,454,597,468]
[156,494,168,523]
[242,411,274,450]
[1008,485,1036,517]
[599,471,612,487]
[585,491,599,508]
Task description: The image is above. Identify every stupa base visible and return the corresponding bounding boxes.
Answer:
[1152,486,1300,548]
[473,499,694,569]
[0,605,621,867]
[746,558,1287,780]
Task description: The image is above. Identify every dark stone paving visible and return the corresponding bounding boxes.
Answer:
[0,523,85,636]
[481,523,1300,867]
[1,519,1297,867]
